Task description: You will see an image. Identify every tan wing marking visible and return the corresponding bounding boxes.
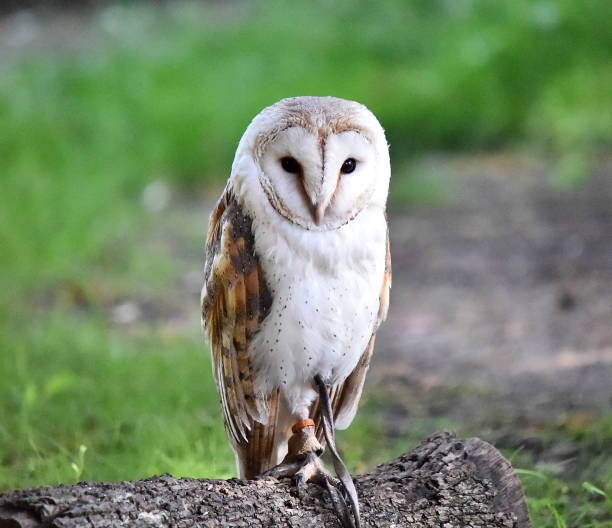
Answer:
[202,187,277,478]
[376,222,392,328]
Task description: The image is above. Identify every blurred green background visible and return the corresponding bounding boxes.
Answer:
[1,1,611,526]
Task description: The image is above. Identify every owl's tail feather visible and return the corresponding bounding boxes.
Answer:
[314,374,360,528]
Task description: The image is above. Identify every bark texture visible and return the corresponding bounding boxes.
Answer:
[0,432,530,527]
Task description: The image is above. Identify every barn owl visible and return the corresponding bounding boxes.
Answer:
[201,96,391,503]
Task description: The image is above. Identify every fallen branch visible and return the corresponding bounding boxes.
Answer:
[0,432,530,527]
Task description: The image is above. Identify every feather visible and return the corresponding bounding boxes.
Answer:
[202,186,277,478]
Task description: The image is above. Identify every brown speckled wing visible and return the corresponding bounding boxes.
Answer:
[202,187,278,479]
[311,224,391,437]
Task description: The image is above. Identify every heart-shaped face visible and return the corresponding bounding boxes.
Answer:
[235,96,390,231]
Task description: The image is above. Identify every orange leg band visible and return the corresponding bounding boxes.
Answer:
[291,418,315,433]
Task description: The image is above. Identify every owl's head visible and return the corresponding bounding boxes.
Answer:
[231,96,390,231]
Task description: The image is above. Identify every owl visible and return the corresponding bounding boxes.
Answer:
[201,96,391,489]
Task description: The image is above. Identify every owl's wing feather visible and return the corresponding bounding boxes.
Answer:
[202,187,279,477]
[312,223,391,435]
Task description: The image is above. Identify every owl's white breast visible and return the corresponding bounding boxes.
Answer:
[231,155,387,416]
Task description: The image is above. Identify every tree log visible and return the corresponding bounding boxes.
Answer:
[0,432,530,527]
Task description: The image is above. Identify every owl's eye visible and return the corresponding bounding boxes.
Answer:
[280,157,301,174]
[340,158,357,174]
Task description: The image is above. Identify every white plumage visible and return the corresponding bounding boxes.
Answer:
[237,182,387,419]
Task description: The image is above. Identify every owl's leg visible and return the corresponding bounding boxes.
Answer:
[261,420,332,488]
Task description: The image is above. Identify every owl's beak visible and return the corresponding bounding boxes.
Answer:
[309,170,337,226]
[314,202,326,226]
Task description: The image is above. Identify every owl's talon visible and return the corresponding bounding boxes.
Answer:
[259,426,332,489]
[263,452,336,500]
[291,474,305,498]
[261,460,300,480]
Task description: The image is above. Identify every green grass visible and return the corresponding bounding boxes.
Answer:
[513,415,612,527]
[1,1,612,525]
[0,304,235,490]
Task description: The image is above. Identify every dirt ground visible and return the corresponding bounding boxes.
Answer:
[370,153,612,461]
